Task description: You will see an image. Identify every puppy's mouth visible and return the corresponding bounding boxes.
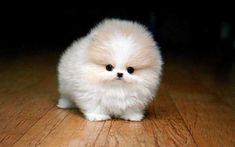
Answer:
[105,77,129,85]
[114,77,126,82]
[116,77,123,80]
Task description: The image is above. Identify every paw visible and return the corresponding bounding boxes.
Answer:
[121,113,144,121]
[85,113,111,121]
[57,98,77,109]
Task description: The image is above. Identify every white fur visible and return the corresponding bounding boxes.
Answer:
[57,97,76,109]
[57,19,163,121]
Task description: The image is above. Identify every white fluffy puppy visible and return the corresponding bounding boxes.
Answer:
[57,19,163,121]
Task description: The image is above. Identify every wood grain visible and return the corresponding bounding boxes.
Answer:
[1,50,235,147]
[164,59,235,147]
[0,52,59,146]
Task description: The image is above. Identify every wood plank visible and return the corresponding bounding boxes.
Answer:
[13,108,105,147]
[0,52,59,146]
[191,63,235,111]
[164,61,235,147]
[4,50,234,146]
[12,108,69,147]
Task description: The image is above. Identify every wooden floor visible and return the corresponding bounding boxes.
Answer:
[0,49,234,147]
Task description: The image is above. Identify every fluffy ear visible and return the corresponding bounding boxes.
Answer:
[87,37,114,65]
[127,47,159,69]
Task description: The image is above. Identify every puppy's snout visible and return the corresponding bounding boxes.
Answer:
[117,73,123,78]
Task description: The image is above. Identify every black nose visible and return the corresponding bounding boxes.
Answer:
[117,73,123,78]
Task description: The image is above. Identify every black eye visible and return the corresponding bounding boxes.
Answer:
[106,64,113,71]
[127,67,134,74]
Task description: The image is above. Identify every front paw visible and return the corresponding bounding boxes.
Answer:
[85,113,111,121]
[121,113,144,121]
[57,98,77,109]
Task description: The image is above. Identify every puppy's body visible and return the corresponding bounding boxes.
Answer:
[57,19,163,121]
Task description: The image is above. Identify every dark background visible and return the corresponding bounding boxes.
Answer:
[1,7,235,66]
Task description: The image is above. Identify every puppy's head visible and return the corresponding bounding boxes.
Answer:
[86,19,162,88]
